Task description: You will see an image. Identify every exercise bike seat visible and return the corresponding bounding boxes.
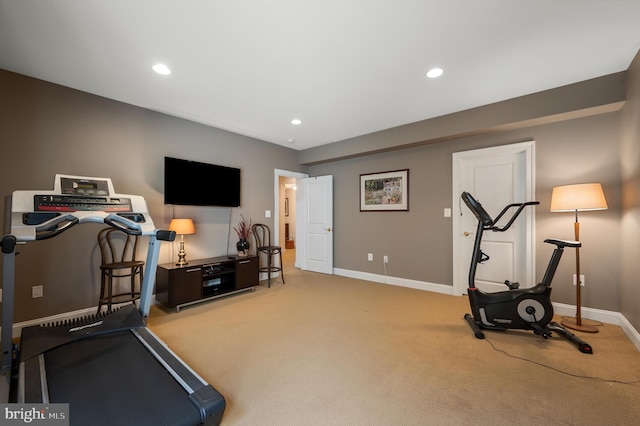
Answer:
[544,239,581,248]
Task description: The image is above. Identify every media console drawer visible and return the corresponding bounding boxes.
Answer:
[156,255,258,312]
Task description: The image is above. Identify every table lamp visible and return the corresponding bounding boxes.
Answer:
[550,183,607,333]
[169,218,196,266]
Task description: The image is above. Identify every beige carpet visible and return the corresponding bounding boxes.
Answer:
[148,253,640,425]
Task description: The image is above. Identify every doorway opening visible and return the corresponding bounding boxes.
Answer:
[274,169,308,269]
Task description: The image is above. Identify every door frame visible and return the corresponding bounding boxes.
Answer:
[274,169,308,269]
[451,141,536,295]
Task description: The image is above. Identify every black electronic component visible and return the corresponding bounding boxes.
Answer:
[34,194,132,212]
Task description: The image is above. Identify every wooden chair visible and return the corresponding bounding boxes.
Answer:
[252,223,285,288]
[97,228,144,312]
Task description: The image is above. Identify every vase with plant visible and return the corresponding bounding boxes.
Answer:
[234,214,252,256]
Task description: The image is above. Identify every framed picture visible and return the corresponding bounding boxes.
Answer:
[360,169,409,211]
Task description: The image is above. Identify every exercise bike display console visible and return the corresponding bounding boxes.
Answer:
[1,174,226,424]
[461,191,593,354]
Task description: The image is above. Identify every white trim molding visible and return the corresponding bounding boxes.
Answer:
[334,268,456,295]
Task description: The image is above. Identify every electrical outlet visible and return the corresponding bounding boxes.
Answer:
[383,255,389,263]
[367,253,373,261]
[572,274,585,287]
[32,285,43,298]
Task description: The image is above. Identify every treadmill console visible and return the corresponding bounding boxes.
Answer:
[34,195,133,213]
[32,176,132,212]
[7,174,156,240]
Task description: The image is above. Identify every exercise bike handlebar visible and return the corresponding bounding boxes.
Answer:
[491,201,540,232]
[461,192,539,232]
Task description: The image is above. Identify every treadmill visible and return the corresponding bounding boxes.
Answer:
[1,174,225,425]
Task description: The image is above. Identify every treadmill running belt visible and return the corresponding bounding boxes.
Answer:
[42,331,205,426]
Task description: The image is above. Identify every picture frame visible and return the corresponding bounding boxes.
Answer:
[360,169,409,211]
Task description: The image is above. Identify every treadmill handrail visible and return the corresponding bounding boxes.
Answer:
[104,215,143,235]
[34,215,79,240]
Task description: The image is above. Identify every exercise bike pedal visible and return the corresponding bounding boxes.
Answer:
[503,280,520,290]
[533,328,552,339]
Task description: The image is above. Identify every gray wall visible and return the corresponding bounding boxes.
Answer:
[308,114,622,312]
[620,51,640,330]
[0,69,305,322]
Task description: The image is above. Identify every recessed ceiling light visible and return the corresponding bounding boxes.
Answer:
[291,119,302,125]
[426,67,444,78]
[287,138,295,144]
[152,64,172,75]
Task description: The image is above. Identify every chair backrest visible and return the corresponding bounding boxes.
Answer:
[98,228,140,265]
[252,223,272,248]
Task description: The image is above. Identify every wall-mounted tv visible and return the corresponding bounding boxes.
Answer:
[164,156,241,207]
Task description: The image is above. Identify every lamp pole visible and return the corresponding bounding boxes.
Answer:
[573,211,582,325]
[561,210,598,333]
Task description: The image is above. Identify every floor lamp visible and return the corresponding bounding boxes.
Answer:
[550,183,607,333]
[169,218,196,266]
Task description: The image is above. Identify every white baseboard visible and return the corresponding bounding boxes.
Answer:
[551,302,621,326]
[334,267,640,352]
[618,314,640,352]
[334,268,455,295]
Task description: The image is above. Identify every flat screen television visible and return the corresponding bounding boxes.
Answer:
[164,156,241,207]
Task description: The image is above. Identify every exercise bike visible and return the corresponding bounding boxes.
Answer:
[461,191,593,354]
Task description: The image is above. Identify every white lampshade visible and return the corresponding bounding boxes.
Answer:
[169,218,196,235]
[550,183,608,212]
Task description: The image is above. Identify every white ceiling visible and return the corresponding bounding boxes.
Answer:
[1,1,640,151]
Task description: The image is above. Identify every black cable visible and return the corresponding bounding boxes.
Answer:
[483,336,640,385]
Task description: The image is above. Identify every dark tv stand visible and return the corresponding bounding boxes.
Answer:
[156,255,258,312]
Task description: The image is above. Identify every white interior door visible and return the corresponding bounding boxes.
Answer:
[452,142,535,295]
[302,175,333,274]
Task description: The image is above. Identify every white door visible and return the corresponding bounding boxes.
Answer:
[452,142,535,295]
[302,175,333,274]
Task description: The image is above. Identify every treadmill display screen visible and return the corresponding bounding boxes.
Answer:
[60,177,110,196]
